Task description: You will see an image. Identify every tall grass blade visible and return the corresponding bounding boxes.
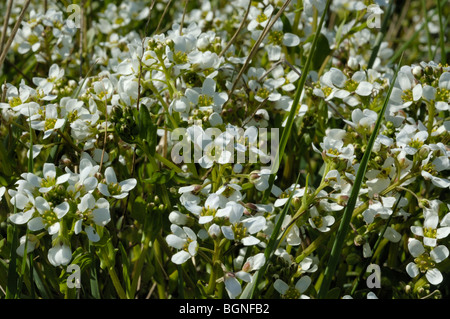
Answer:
[262,0,332,202]
[241,171,302,299]
[317,55,403,299]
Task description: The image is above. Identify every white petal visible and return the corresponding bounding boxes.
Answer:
[92,208,111,226]
[295,276,311,293]
[9,209,34,225]
[426,268,443,285]
[235,271,252,283]
[28,217,45,231]
[198,215,214,224]
[430,245,449,263]
[437,227,450,239]
[274,279,289,294]
[47,222,60,235]
[188,241,198,256]
[410,226,424,237]
[243,216,266,234]
[355,81,373,96]
[166,234,185,249]
[104,167,117,184]
[242,235,260,246]
[224,276,242,299]
[43,163,56,180]
[85,225,101,242]
[221,226,235,240]
[408,239,425,257]
[406,262,419,278]
[74,219,82,234]
[171,250,191,264]
[97,183,110,196]
[119,178,137,192]
[54,202,69,219]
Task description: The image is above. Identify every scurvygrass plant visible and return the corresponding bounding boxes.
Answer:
[0,0,449,300]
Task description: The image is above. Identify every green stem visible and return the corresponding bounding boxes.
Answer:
[108,267,127,299]
[129,236,151,299]
[205,239,222,296]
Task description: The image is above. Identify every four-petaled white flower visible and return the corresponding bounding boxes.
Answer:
[166,225,198,265]
[98,167,137,199]
[406,238,449,285]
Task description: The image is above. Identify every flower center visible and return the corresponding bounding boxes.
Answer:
[198,94,213,107]
[282,287,300,299]
[327,148,341,156]
[256,87,270,100]
[9,96,22,108]
[409,138,424,149]
[44,118,57,131]
[173,51,188,64]
[414,253,436,273]
[436,88,450,102]
[232,223,248,241]
[402,89,413,102]
[108,182,122,196]
[256,12,268,23]
[423,227,437,239]
[344,79,358,92]
[42,210,58,228]
[312,216,323,228]
[423,163,437,175]
[268,31,284,46]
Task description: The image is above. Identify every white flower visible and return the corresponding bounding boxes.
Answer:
[74,193,111,242]
[184,78,228,113]
[421,153,450,188]
[224,253,266,299]
[406,238,448,285]
[16,235,37,257]
[395,125,428,156]
[218,201,266,246]
[251,19,300,61]
[410,213,450,247]
[48,241,72,267]
[279,215,302,246]
[28,197,69,235]
[313,129,355,161]
[98,167,137,199]
[30,104,66,139]
[166,225,198,265]
[247,5,274,31]
[308,206,335,232]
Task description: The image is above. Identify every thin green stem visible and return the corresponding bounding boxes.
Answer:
[436,0,446,65]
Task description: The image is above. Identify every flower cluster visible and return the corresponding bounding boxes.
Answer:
[0,0,448,300]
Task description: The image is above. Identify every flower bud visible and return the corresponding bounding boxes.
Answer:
[412,65,423,78]
[208,224,221,239]
[169,211,188,225]
[348,56,359,70]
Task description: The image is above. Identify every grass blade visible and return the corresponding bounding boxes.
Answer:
[317,55,403,299]
[241,171,302,299]
[262,0,332,202]
[5,211,18,299]
[436,0,446,65]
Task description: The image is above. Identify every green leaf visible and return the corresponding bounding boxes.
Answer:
[138,105,157,157]
[311,33,331,71]
[325,287,341,299]
[5,222,18,299]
